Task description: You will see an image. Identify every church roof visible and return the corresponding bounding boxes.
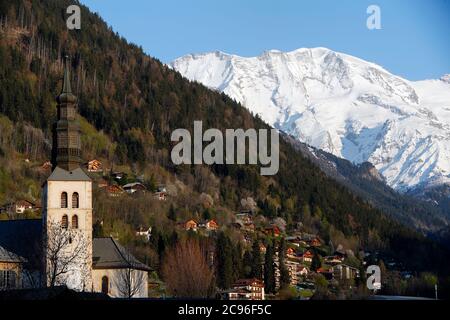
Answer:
[47,166,91,182]
[0,245,26,263]
[92,237,151,272]
[0,219,42,269]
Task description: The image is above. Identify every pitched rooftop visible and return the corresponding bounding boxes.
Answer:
[47,167,91,182]
[92,237,151,272]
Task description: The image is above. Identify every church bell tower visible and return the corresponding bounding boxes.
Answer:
[43,56,93,291]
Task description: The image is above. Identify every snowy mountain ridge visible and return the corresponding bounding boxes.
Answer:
[170,48,450,193]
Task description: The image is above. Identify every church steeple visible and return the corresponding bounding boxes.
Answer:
[52,56,82,171]
[61,56,73,94]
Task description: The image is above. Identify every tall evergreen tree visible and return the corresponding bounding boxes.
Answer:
[264,243,276,293]
[169,230,178,246]
[250,240,262,279]
[150,226,160,250]
[311,250,322,272]
[203,208,211,220]
[232,242,243,282]
[216,232,233,289]
[278,238,290,289]
[243,250,253,278]
[157,233,167,270]
[168,204,176,221]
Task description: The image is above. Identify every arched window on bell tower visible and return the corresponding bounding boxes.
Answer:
[72,215,78,229]
[72,192,79,208]
[61,192,68,208]
[62,215,68,229]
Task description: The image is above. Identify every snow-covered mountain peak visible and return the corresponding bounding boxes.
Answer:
[170,48,450,192]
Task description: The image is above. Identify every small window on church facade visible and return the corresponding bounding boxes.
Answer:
[62,215,68,229]
[101,276,109,295]
[61,192,68,208]
[72,215,78,229]
[72,192,79,208]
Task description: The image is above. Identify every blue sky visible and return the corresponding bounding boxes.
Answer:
[79,0,449,80]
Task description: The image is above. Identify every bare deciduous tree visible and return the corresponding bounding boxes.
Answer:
[162,239,215,298]
[114,250,146,298]
[45,221,89,289]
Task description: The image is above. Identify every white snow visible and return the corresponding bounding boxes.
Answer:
[170,48,450,192]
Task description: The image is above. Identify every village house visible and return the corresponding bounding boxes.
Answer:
[259,243,267,254]
[153,190,167,201]
[226,287,253,300]
[309,238,321,247]
[324,255,345,265]
[299,250,314,263]
[123,182,147,194]
[286,247,296,258]
[299,240,308,247]
[41,161,53,171]
[101,184,125,197]
[185,220,198,232]
[265,225,281,237]
[204,220,219,231]
[332,264,360,281]
[135,227,152,242]
[0,62,150,298]
[235,212,253,224]
[230,279,265,300]
[286,235,310,248]
[333,249,347,260]
[243,222,255,233]
[1,199,38,215]
[86,159,103,173]
[298,265,309,277]
[111,172,126,181]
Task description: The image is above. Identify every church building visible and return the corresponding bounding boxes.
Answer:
[0,58,150,298]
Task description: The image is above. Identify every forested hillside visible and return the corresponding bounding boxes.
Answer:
[1,0,449,285]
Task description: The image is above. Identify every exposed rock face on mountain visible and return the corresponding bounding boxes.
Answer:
[171,48,450,197]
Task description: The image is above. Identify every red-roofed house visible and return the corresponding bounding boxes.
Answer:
[265,225,281,237]
[86,159,103,173]
[300,250,314,263]
[309,238,321,247]
[100,184,125,197]
[185,220,198,232]
[205,219,219,231]
[286,247,296,258]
